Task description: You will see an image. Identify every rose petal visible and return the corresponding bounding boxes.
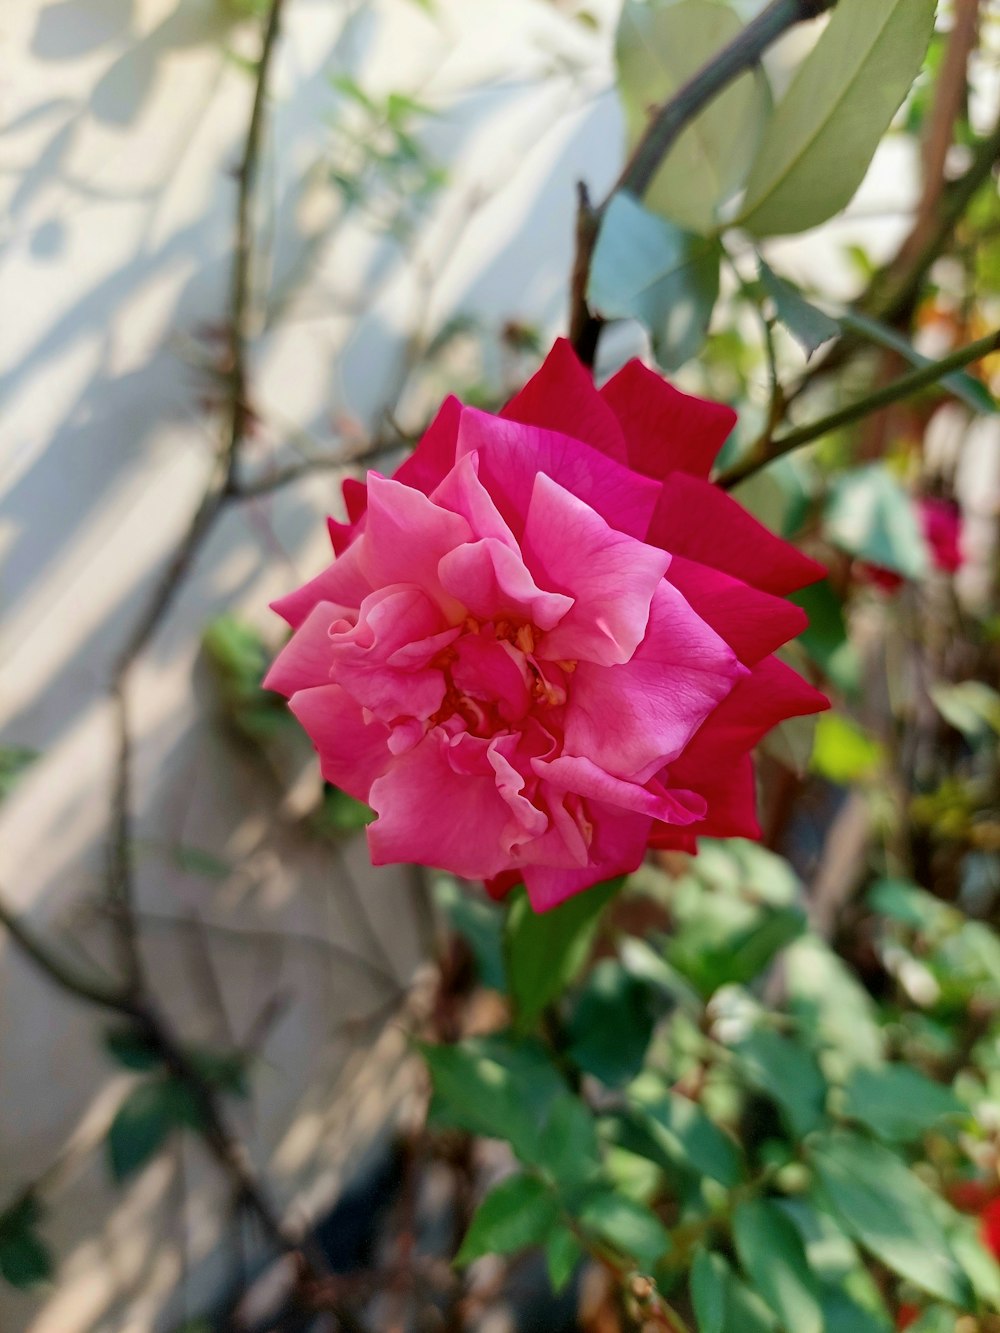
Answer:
[502,338,628,461]
[288,683,392,800]
[601,358,736,479]
[666,556,809,665]
[438,537,574,630]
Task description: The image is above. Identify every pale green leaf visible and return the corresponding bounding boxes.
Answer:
[588,193,721,369]
[810,713,883,784]
[841,1064,965,1143]
[738,0,936,236]
[759,259,840,358]
[825,466,929,579]
[616,0,770,233]
[733,1199,824,1333]
[841,312,997,415]
[576,1190,671,1268]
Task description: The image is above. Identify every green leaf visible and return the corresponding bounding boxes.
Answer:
[697,1253,778,1332]
[665,902,805,997]
[841,311,997,415]
[107,1080,202,1181]
[421,1034,569,1165]
[616,0,770,233]
[841,1064,964,1143]
[825,466,929,580]
[186,1047,250,1099]
[817,1286,893,1333]
[567,960,657,1086]
[434,878,506,993]
[311,787,376,836]
[505,879,620,1027]
[791,579,860,697]
[0,747,38,805]
[691,1247,727,1333]
[629,1074,744,1187]
[0,1199,53,1290]
[738,0,936,236]
[104,1027,164,1073]
[576,1189,670,1268]
[537,1095,602,1189]
[759,260,840,358]
[929,681,1000,741]
[732,1199,824,1333]
[785,935,885,1073]
[545,1222,584,1293]
[588,194,721,370]
[811,1133,973,1307]
[456,1173,559,1265]
[731,1027,828,1137]
[810,713,883,784]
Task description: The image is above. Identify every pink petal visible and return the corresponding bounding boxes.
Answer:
[666,556,808,665]
[438,537,573,630]
[451,634,533,722]
[522,808,652,912]
[264,600,341,696]
[564,580,743,782]
[648,472,825,595]
[288,683,392,800]
[431,452,519,549]
[329,586,449,722]
[600,358,736,479]
[455,407,662,540]
[534,754,706,824]
[523,472,669,666]
[359,473,472,609]
[669,655,828,782]
[367,730,513,880]
[651,754,760,844]
[501,338,628,462]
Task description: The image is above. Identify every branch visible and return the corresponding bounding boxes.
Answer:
[569,0,838,361]
[718,327,1000,488]
[0,889,130,1011]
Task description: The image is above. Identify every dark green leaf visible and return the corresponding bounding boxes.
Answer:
[576,1189,670,1268]
[505,879,620,1027]
[537,1096,602,1189]
[567,961,657,1086]
[456,1173,559,1265]
[104,1028,163,1073]
[841,1064,964,1142]
[0,1199,53,1290]
[312,787,376,836]
[791,579,860,697]
[545,1223,584,1293]
[172,845,231,879]
[696,1252,778,1332]
[186,1048,250,1099]
[817,1286,892,1333]
[759,260,840,358]
[434,878,506,992]
[738,0,936,235]
[588,194,721,370]
[690,1246,727,1333]
[842,311,997,415]
[616,0,770,233]
[732,1198,824,1333]
[811,1133,972,1306]
[107,1080,202,1181]
[731,1028,827,1137]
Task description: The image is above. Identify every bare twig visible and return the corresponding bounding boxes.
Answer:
[569,0,838,361]
[718,327,1000,488]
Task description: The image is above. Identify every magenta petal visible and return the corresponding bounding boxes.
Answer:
[455,407,662,540]
[648,472,825,595]
[438,537,573,630]
[264,600,341,696]
[288,684,392,800]
[523,472,669,667]
[667,556,809,665]
[565,580,743,782]
[501,338,628,462]
[601,358,736,479]
[359,474,472,608]
[451,635,532,721]
[367,731,512,880]
[535,754,706,824]
[330,586,449,722]
[522,807,652,912]
[431,452,519,549]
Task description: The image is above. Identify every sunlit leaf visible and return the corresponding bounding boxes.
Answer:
[456,1173,559,1265]
[840,1064,964,1143]
[733,1198,824,1333]
[738,0,936,235]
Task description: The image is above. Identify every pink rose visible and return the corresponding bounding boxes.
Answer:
[265,341,826,911]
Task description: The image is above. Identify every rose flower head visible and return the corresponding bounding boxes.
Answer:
[266,340,827,911]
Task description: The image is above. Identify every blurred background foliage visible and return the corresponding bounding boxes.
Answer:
[2,0,1000,1330]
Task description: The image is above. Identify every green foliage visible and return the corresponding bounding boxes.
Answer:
[588,194,721,369]
[732,1199,824,1333]
[456,1173,560,1265]
[758,260,840,360]
[504,878,620,1026]
[810,713,883,785]
[566,960,658,1086]
[840,1064,965,1143]
[737,0,936,236]
[107,1080,204,1181]
[825,465,929,580]
[616,0,769,233]
[0,1197,52,1290]
[840,312,997,415]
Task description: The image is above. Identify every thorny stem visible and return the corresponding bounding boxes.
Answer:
[569,0,839,361]
[718,326,1000,488]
